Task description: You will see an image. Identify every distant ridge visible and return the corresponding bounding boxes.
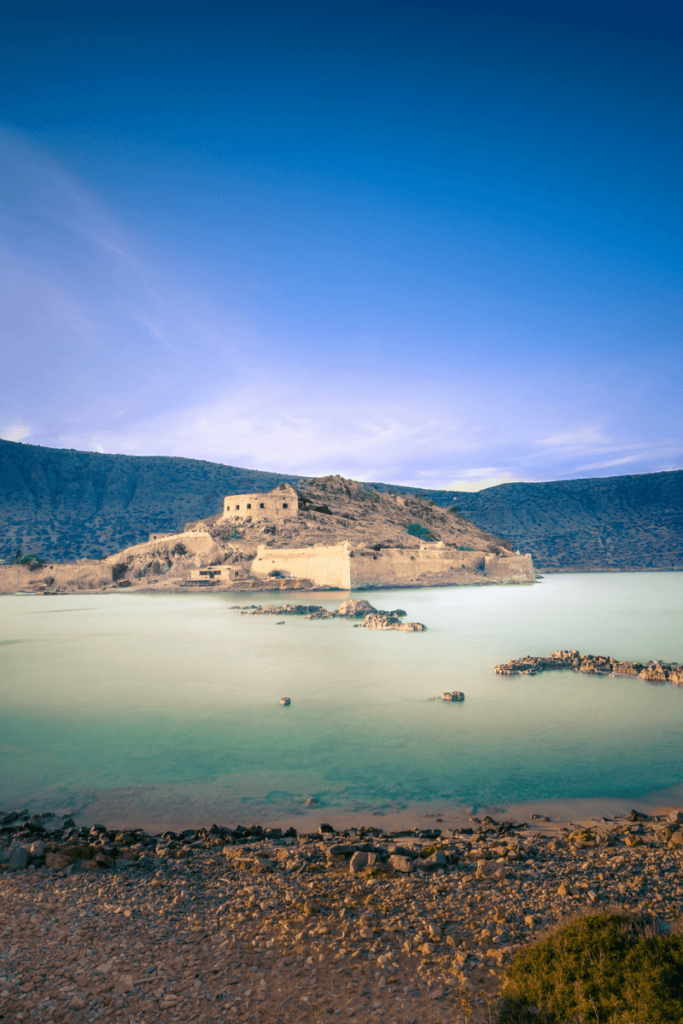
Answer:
[1,439,681,571]
[372,472,683,573]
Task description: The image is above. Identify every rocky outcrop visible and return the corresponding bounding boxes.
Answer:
[364,612,427,631]
[336,599,378,617]
[495,650,683,687]
[234,601,427,631]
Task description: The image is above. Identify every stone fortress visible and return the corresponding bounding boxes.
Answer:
[223,483,298,520]
[0,477,535,593]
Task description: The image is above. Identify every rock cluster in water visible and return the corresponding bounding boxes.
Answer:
[495,649,683,685]
[2,806,683,1024]
[234,599,427,632]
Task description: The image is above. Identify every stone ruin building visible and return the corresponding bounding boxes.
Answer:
[222,483,298,521]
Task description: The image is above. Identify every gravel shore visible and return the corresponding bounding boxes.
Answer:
[2,810,682,1024]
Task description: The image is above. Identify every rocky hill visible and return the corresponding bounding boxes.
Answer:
[1,439,682,571]
[192,474,510,556]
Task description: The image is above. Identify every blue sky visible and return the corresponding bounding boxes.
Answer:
[1,0,681,488]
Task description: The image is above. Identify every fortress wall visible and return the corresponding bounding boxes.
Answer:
[252,544,351,589]
[0,565,35,591]
[111,531,215,560]
[484,553,535,582]
[349,546,487,587]
[0,561,113,594]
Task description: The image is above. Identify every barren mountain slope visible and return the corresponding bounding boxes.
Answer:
[418,472,683,572]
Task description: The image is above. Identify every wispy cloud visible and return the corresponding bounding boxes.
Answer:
[0,423,31,442]
[2,128,681,488]
[445,472,526,492]
[539,426,608,448]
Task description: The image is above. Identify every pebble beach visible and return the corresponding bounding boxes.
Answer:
[2,808,683,1024]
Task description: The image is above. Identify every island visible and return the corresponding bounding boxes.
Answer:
[0,475,535,594]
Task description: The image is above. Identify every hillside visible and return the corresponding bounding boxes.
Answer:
[0,440,300,563]
[194,474,511,555]
[1,439,682,571]
[414,474,683,573]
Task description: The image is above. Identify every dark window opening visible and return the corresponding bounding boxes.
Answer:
[247,503,252,509]
[283,503,288,508]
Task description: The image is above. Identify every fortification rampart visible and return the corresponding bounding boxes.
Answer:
[349,544,488,587]
[251,543,534,589]
[0,560,113,594]
[253,544,351,589]
[483,553,535,581]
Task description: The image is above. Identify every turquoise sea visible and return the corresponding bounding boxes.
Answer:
[1,573,682,829]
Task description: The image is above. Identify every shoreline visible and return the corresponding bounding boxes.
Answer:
[6,781,683,837]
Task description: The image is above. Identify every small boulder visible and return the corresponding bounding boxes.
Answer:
[114,975,135,995]
[390,854,413,873]
[423,850,447,868]
[46,852,72,871]
[475,860,508,882]
[8,847,28,871]
[350,851,376,872]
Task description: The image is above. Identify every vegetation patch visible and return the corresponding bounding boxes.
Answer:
[407,522,434,541]
[13,551,46,571]
[498,911,683,1024]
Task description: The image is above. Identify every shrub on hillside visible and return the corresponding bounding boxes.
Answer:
[407,523,434,541]
[498,911,683,1024]
[112,562,129,581]
[15,553,45,571]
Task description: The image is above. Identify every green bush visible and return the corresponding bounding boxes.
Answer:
[15,553,45,571]
[498,912,683,1024]
[407,522,434,541]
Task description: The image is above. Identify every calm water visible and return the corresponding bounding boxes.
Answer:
[1,573,682,828]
